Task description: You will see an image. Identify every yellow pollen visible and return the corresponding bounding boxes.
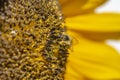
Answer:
[0,0,71,80]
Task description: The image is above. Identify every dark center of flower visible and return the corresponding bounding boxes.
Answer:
[0,0,71,80]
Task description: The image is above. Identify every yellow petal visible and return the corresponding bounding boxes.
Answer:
[76,31,120,41]
[80,0,107,13]
[60,0,88,17]
[59,0,68,6]
[65,31,120,79]
[66,13,120,32]
[60,0,107,17]
[64,66,85,80]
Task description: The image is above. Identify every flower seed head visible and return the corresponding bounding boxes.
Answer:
[0,0,71,79]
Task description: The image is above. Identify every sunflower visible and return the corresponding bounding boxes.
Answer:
[59,0,120,80]
[0,0,120,80]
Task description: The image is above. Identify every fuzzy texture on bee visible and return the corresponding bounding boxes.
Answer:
[0,0,71,80]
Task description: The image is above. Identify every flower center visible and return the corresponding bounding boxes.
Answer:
[0,0,71,79]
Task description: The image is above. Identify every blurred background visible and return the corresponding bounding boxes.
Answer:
[96,0,120,13]
[96,0,120,53]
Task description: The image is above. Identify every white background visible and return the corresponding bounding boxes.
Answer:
[96,0,120,13]
[96,0,120,53]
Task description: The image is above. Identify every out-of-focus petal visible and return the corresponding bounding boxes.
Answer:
[65,31,120,79]
[59,0,88,17]
[79,0,107,14]
[66,13,120,32]
[59,0,68,5]
[76,31,120,41]
[66,13,120,40]
[60,0,107,17]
